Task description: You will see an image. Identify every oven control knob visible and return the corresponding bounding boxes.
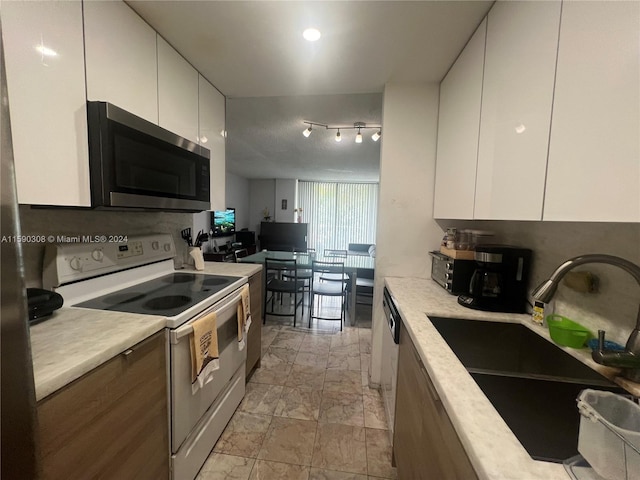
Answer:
[151,241,160,250]
[69,256,83,271]
[91,249,104,262]
[163,243,172,252]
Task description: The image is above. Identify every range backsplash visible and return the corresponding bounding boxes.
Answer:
[436,220,640,346]
[18,205,196,288]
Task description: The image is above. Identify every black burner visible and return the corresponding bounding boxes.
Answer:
[162,273,197,283]
[102,292,146,305]
[75,273,243,317]
[144,295,192,310]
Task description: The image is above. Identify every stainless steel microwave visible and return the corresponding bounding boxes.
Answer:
[87,101,211,212]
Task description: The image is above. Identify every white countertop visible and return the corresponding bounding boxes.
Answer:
[30,262,262,402]
[384,276,640,480]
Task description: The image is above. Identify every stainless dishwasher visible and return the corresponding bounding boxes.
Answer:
[381,287,400,440]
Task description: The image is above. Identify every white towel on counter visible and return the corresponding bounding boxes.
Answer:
[190,310,220,394]
[237,284,252,351]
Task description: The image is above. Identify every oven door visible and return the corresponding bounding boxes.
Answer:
[169,287,246,453]
[87,101,211,212]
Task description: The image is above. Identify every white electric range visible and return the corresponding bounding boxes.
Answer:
[43,233,248,480]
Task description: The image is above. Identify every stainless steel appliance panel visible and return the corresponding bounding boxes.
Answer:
[0,30,38,478]
[87,101,211,212]
[429,251,476,294]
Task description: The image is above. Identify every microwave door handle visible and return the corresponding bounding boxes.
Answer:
[169,290,244,344]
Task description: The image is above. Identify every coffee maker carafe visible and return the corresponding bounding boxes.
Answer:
[458,245,532,313]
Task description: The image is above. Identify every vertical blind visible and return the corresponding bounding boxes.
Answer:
[298,181,379,254]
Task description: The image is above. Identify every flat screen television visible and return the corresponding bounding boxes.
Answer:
[210,208,236,237]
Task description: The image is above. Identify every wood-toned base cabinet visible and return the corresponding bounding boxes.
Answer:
[246,271,263,379]
[37,331,169,480]
[393,325,478,480]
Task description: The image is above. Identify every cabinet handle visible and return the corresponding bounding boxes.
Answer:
[123,349,133,356]
[411,346,441,403]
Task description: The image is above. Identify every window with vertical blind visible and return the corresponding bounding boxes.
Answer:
[298,181,378,254]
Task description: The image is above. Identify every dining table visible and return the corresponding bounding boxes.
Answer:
[239,250,376,325]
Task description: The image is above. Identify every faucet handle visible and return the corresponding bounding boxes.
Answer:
[598,330,606,351]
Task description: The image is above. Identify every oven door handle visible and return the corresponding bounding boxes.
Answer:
[169,289,244,344]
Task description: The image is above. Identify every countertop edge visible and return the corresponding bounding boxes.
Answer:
[31,263,261,401]
[384,276,617,480]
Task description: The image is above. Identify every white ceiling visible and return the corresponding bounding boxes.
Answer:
[127,0,493,180]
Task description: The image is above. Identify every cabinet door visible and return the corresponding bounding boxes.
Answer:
[394,326,478,480]
[199,75,226,211]
[157,36,199,143]
[37,332,169,480]
[246,271,263,378]
[544,2,640,222]
[474,1,561,220]
[434,19,486,220]
[3,0,90,206]
[84,1,158,124]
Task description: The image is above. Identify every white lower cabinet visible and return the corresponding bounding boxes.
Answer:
[543,1,640,222]
[3,0,90,206]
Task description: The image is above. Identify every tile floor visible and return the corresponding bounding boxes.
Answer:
[196,299,397,480]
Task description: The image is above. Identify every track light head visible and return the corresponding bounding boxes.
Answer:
[303,125,312,137]
[335,130,342,142]
[355,128,363,144]
[371,130,381,142]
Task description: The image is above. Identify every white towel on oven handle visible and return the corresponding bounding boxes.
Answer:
[237,284,252,351]
[190,310,220,395]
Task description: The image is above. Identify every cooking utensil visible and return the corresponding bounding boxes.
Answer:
[181,228,192,246]
[194,231,208,247]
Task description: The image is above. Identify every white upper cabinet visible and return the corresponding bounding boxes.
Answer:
[198,75,226,211]
[157,36,199,144]
[433,19,486,219]
[543,1,640,222]
[3,0,90,206]
[474,1,561,220]
[84,1,158,124]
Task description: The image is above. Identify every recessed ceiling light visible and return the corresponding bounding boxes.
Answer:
[303,28,321,42]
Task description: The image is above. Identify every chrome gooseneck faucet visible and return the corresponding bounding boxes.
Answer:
[532,254,640,383]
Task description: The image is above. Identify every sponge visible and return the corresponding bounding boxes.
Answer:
[562,271,598,293]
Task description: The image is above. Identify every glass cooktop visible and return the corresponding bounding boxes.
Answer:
[75,273,242,317]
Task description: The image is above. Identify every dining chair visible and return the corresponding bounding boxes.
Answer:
[234,248,249,262]
[263,258,306,326]
[282,249,313,300]
[321,249,350,283]
[309,260,347,330]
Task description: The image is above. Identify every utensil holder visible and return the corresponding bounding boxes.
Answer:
[189,247,205,271]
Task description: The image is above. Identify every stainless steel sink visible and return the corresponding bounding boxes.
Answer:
[429,317,626,463]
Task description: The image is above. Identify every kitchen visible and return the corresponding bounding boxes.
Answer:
[2,1,640,479]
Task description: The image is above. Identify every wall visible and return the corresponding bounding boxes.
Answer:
[370,82,443,385]
[18,206,195,287]
[275,179,297,223]
[441,220,640,345]
[248,179,276,237]
[226,172,250,230]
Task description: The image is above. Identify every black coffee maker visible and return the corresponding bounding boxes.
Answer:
[458,245,532,313]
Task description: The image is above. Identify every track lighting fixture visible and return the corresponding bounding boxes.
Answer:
[301,121,381,143]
